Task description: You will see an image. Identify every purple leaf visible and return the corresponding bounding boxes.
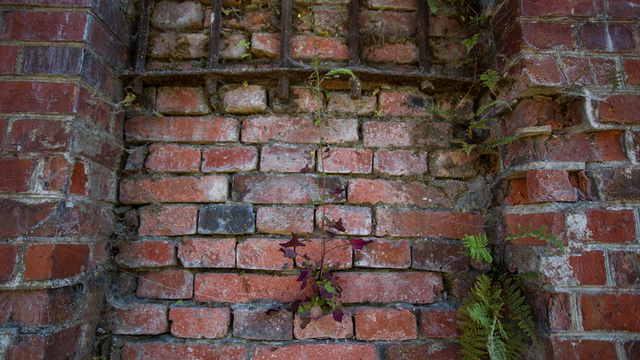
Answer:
[300,164,313,173]
[333,186,346,195]
[310,305,323,320]
[280,248,297,259]
[279,233,306,248]
[323,148,332,159]
[325,230,336,239]
[332,218,346,232]
[332,307,344,322]
[350,238,372,251]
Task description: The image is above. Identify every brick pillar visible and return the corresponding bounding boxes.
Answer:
[0,0,133,358]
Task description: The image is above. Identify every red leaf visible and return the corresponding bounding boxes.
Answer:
[350,238,372,250]
[279,233,306,248]
[332,218,346,232]
[300,164,313,173]
[332,307,344,322]
[333,186,346,195]
[280,248,297,259]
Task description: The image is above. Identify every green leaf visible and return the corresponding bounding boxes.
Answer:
[480,69,500,94]
[324,68,355,79]
[237,39,251,49]
[462,233,492,264]
[462,33,480,54]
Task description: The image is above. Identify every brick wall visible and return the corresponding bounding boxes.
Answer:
[0,0,133,358]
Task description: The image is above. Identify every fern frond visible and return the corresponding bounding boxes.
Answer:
[506,224,565,253]
[462,233,492,264]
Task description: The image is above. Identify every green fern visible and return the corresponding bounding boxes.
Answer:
[480,69,500,94]
[461,233,492,264]
[462,33,480,54]
[506,224,565,253]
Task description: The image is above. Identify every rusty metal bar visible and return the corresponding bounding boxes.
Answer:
[133,0,152,73]
[348,0,360,67]
[417,0,431,73]
[278,0,293,100]
[208,0,222,69]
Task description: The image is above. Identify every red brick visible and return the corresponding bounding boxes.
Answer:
[22,46,82,75]
[242,116,357,144]
[430,16,461,36]
[519,56,566,85]
[0,157,33,192]
[73,125,122,168]
[355,308,416,340]
[348,179,450,207]
[586,208,636,243]
[137,269,193,299]
[420,307,461,339]
[360,10,416,37]
[568,251,607,285]
[376,208,485,239]
[0,290,48,326]
[152,0,204,29]
[138,205,198,236]
[625,340,640,360]
[107,303,168,335]
[24,244,89,280]
[232,174,346,204]
[374,149,428,176]
[379,90,432,117]
[318,148,372,174]
[364,41,418,64]
[218,35,250,59]
[0,45,19,74]
[327,92,376,115]
[177,238,236,268]
[354,239,410,268]
[504,213,566,246]
[412,240,469,273]
[316,205,371,236]
[523,22,575,50]
[560,57,593,85]
[69,162,87,196]
[145,144,200,172]
[582,23,636,52]
[609,0,640,17]
[313,8,347,36]
[0,244,18,282]
[2,11,87,41]
[526,170,578,203]
[236,238,294,270]
[156,87,210,115]
[194,273,305,302]
[223,85,266,114]
[0,81,77,114]
[56,199,114,236]
[169,307,229,339]
[150,33,208,59]
[125,116,239,143]
[599,95,640,124]
[624,58,640,86]
[115,240,177,268]
[522,0,601,16]
[600,168,640,201]
[552,339,617,360]
[256,206,314,235]
[590,57,619,87]
[233,308,292,340]
[292,35,348,60]
[363,121,414,147]
[260,144,315,173]
[294,238,353,270]
[610,250,640,286]
[202,146,257,172]
[581,293,640,331]
[368,0,416,10]
[292,88,323,112]
[122,342,247,360]
[253,343,376,360]
[431,39,466,63]
[251,32,280,58]
[6,335,44,360]
[430,150,477,179]
[339,272,442,303]
[120,175,227,204]
[294,310,353,339]
[382,342,463,360]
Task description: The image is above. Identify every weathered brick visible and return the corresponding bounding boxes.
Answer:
[5,335,44,360]
[256,206,314,235]
[56,199,115,237]
[420,307,461,339]
[504,213,566,246]
[242,116,357,144]
[115,240,177,268]
[0,45,19,74]
[260,144,315,173]
[125,116,239,143]
[138,205,198,236]
[348,179,450,207]
[236,238,293,270]
[381,342,463,360]
[120,175,227,204]
[363,121,414,147]
[610,250,640,286]
[169,307,229,339]
[107,303,168,335]
[223,85,267,114]
[355,308,417,340]
[430,16,461,36]
[22,46,82,75]
[368,0,416,11]
[600,168,640,201]
[292,35,348,60]
[582,23,636,52]
[177,238,235,269]
[2,11,87,41]
[292,88,323,112]
[515,55,566,85]
[364,41,418,64]
[522,0,601,16]
[318,148,372,174]
[624,58,640,86]
[232,174,346,204]
[586,208,636,243]
[150,33,208,59]
[295,238,353,269]
[581,293,640,331]
[430,150,477,179]
[0,157,33,192]
[552,339,618,360]
[122,342,247,360]
[69,162,88,196]
[220,34,249,59]
[568,251,607,285]
[374,149,428,176]
[339,272,442,303]
[233,308,292,340]
[251,32,280,58]
[294,311,354,340]
[0,244,18,282]
[609,0,640,17]
[24,244,89,280]
[354,239,410,268]
[145,144,201,173]
[599,95,640,124]
[360,10,416,37]
[327,92,376,115]
[526,170,578,203]
[379,90,432,117]
[152,0,204,29]
[0,81,77,114]
[316,205,371,236]
[412,240,469,273]
[194,273,304,302]
[376,208,485,239]
[198,204,255,234]
[0,290,48,326]
[253,343,377,360]
[137,269,193,299]
[523,22,575,50]
[156,87,210,115]
[202,146,257,172]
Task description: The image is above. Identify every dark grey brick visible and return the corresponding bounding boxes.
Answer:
[233,308,292,341]
[198,204,254,234]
